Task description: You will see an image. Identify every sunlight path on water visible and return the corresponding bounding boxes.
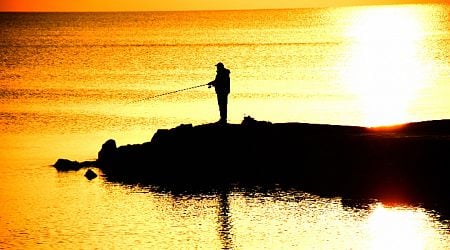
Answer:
[341,5,439,126]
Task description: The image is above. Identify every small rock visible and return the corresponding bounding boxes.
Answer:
[84,169,97,180]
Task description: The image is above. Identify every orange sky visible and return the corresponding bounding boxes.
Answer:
[0,0,445,11]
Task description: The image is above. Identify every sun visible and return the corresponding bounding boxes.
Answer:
[341,6,431,127]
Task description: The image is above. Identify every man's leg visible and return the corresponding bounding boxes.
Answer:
[217,93,228,123]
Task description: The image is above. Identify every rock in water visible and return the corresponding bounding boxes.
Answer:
[53,158,82,171]
[84,169,98,180]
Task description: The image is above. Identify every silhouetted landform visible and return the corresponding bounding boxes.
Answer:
[54,116,450,204]
[53,158,96,171]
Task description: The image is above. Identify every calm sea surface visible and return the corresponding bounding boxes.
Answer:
[1,4,450,249]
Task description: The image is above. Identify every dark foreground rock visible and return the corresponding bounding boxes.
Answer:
[55,117,450,204]
[53,158,96,171]
[84,169,98,180]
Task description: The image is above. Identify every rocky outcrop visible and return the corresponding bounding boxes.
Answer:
[53,158,95,171]
[54,117,450,203]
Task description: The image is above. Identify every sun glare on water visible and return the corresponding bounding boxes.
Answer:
[367,205,435,250]
[342,6,433,127]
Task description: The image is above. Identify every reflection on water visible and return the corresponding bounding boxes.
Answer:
[147,185,449,249]
[341,5,439,126]
[159,186,450,249]
[368,205,427,250]
[217,191,233,249]
[1,164,450,249]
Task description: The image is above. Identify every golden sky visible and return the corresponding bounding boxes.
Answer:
[0,0,445,11]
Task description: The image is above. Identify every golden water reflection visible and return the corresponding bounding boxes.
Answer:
[224,190,450,249]
[341,5,436,126]
[2,157,449,249]
[367,204,446,250]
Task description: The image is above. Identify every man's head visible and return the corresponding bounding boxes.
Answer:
[215,62,224,69]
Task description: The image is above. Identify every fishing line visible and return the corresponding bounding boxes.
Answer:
[127,83,209,104]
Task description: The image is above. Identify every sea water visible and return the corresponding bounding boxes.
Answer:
[1,4,450,249]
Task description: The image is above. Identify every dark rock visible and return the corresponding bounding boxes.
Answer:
[54,159,82,171]
[53,158,96,171]
[99,118,450,202]
[84,169,98,180]
[55,117,450,205]
[97,139,117,168]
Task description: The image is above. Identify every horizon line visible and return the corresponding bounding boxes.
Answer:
[0,3,438,13]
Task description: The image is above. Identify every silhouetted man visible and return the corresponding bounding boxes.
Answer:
[208,62,230,124]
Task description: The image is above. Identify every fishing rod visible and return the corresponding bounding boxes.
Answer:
[128,83,209,104]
